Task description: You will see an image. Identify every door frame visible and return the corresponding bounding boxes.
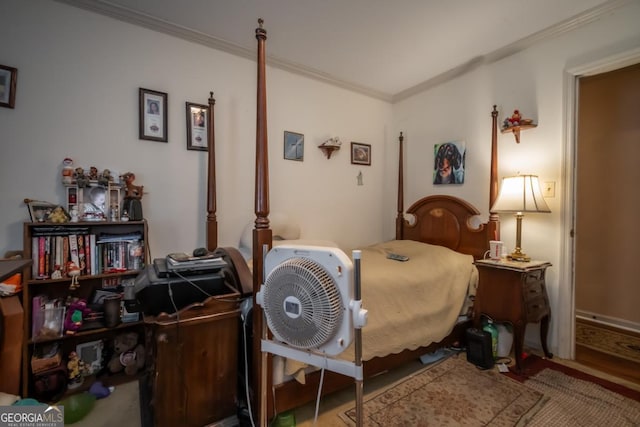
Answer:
[558,46,640,359]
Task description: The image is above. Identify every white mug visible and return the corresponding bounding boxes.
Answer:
[489,240,503,260]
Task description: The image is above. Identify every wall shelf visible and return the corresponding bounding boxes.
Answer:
[501,123,537,143]
[318,145,340,159]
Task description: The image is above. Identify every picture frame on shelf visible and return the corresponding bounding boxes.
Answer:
[139,88,168,142]
[284,131,304,161]
[185,102,208,151]
[76,340,104,375]
[0,64,17,109]
[82,185,108,221]
[350,142,371,166]
[26,200,57,223]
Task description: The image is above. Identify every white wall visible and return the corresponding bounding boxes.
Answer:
[0,0,392,258]
[3,0,640,357]
[391,1,640,356]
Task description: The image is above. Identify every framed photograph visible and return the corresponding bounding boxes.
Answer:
[0,64,17,109]
[433,141,466,185]
[351,142,371,166]
[185,102,208,151]
[284,131,304,161]
[76,340,104,376]
[26,200,57,223]
[139,88,168,142]
[82,184,108,221]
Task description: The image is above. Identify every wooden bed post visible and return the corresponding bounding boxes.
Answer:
[206,91,218,251]
[488,105,500,240]
[252,18,273,425]
[395,132,405,240]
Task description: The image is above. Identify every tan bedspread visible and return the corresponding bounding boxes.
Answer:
[282,239,477,382]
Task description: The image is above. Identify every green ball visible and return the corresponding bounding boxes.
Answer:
[59,393,96,424]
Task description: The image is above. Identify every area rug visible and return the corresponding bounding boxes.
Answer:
[339,355,547,426]
[523,368,640,426]
[575,319,640,363]
[506,354,640,402]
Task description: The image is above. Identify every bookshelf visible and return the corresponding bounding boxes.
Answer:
[20,220,148,400]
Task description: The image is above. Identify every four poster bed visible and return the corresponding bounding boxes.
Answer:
[204,21,501,422]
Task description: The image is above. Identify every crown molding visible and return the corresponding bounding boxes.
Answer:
[56,0,629,104]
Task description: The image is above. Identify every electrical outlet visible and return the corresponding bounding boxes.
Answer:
[543,181,555,198]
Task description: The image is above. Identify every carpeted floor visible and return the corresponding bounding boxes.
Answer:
[337,354,640,427]
[523,368,640,426]
[339,355,546,426]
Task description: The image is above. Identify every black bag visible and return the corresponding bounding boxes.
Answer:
[465,328,494,369]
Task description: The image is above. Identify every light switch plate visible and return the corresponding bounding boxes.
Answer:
[543,181,555,198]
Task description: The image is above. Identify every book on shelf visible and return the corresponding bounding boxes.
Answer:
[29,229,144,279]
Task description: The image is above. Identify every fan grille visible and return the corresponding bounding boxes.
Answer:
[263,257,343,350]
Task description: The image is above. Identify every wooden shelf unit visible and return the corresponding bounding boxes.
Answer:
[20,220,148,400]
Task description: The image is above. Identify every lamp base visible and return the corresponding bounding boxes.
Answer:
[507,251,531,262]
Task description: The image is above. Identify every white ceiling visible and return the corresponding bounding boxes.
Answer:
[61,0,625,101]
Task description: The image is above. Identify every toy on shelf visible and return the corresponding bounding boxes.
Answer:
[121,172,144,220]
[501,109,537,143]
[107,332,145,376]
[67,351,86,389]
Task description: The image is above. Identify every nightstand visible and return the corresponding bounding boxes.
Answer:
[473,259,553,372]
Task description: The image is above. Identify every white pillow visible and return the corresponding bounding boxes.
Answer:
[239,213,301,249]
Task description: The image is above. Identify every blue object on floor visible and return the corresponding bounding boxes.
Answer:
[419,347,449,365]
[89,381,111,399]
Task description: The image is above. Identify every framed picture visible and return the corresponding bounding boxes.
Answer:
[185,102,208,151]
[284,131,304,161]
[0,64,17,109]
[351,142,371,166]
[139,88,168,142]
[76,340,104,375]
[433,141,466,185]
[81,184,108,221]
[26,200,57,223]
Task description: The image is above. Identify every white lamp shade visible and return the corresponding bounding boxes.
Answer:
[491,175,550,213]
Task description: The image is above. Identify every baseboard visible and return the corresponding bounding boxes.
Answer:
[576,310,640,333]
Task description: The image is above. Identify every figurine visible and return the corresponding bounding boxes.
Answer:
[51,265,63,279]
[67,351,86,389]
[321,137,342,147]
[121,172,143,200]
[98,169,113,187]
[88,166,99,181]
[121,172,144,221]
[62,158,74,184]
[69,205,79,223]
[74,167,90,188]
[505,109,522,127]
[67,261,81,290]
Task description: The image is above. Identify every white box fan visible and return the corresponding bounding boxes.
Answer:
[257,244,365,356]
[256,244,368,426]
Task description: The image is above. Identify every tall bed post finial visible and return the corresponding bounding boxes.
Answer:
[206,91,217,250]
[253,18,273,427]
[396,132,405,240]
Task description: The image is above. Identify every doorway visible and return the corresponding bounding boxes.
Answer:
[572,61,640,383]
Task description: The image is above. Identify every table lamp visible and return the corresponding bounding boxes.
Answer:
[491,174,550,261]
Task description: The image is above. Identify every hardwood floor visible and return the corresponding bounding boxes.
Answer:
[575,317,640,385]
